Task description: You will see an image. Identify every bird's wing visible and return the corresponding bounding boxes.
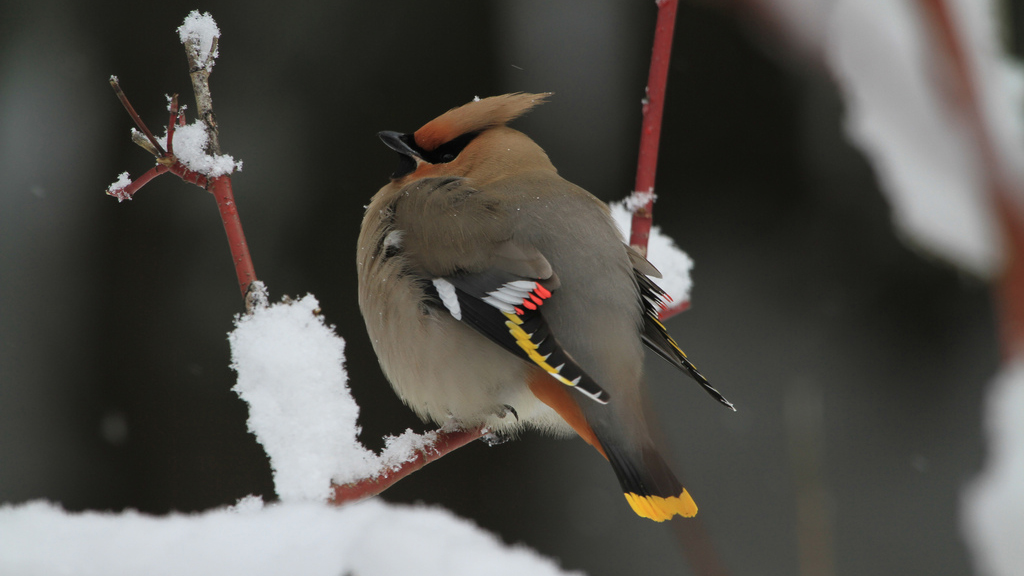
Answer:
[393,176,606,403]
[430,264,609,405]
[391,176,517,276]
[632,260,735,410]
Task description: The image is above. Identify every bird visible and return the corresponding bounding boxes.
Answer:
[356,92,733,522]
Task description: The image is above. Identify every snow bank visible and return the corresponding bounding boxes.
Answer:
[0,498,579,576]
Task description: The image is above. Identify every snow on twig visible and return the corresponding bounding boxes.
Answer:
[228,295,476,503]
[177,11,220,72]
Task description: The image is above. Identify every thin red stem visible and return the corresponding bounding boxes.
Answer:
[628,0,688,321]
[107,164,170,201]
[329,427,487,504]
[166,161,209,188]
[629,0,678,256]
[132,164,170,187]
[208,175,257,299]
[996,194,1024,354]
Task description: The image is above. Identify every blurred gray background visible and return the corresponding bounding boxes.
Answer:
[0,1,1012,574]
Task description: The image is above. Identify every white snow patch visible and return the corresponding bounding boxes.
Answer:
[177,11,220,70]
[609,200,693,305]
[622,189,657,213]
[228,494,265,513]
[229,295,376,501]
[962,359,1024,576]
[228,295,451,501]
[379,429,439,472]
[826,0,1004,277]
[106,171,132,202]
[167,121,242,177]
[0,499,580,576]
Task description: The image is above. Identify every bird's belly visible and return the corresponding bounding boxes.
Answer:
[364,285,572,436]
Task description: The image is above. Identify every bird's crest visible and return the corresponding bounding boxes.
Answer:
[414,92,551,152]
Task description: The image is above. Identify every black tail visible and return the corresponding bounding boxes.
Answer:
[598,436,697,521]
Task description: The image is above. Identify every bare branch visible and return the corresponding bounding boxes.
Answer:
[182,35,221,156]
[110,76,166,157]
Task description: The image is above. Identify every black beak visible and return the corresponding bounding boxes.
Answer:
[378,131,421,160]
[379,131,422,179]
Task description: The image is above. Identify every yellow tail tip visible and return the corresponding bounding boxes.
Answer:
[624,489,698,521]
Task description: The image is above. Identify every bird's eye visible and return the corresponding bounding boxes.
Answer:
[423,130,480,164]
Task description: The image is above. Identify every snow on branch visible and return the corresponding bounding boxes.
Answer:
[230,294,373,501]
[178,10,224,157]
[229,294,466,500]
[177,11,220,72]
[165,120,242,177]
[228,293,488,504]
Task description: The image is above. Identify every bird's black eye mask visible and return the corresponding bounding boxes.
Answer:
[379,130,481,179]
[422,130,479,164]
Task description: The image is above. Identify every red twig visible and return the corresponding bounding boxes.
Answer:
[329,426,487,504]
[166,157,210,188]
[107,74,257,304]
[918,0,1024,355]
[629,0,678,258]
[626,0,688,321]
[108,165,170,201]
[209,175,257,298]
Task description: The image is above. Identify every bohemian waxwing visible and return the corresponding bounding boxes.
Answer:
[357,93,732,522]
